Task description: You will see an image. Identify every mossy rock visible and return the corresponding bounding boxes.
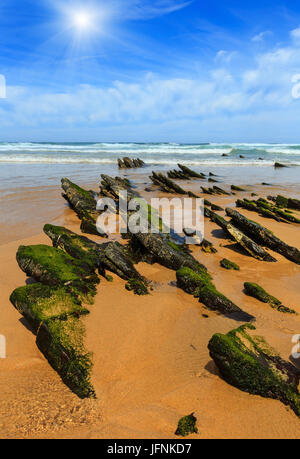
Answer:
[208,324,300,417]
[231,185,246,192]
[200,239,218,254]
[175,413,198,437]
[125,278,149,296]
[61,178,101,236]
[10,283,95,399]
[16,244,99,303]
[244,282,296,314]
[220,259,240,271]
[10,284,89,332]
[37,316,95,399]
[211,204,224,212]
[44,224,99,270]
[176,267,253,321]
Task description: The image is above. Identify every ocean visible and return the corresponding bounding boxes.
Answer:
[1,142,299,244]
[0,142,300,166]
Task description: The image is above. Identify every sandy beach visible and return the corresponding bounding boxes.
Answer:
[1,165,300,439]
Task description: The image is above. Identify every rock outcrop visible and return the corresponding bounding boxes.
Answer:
[16,244,100,303]
[208,324,300,417]
[44,224,149,293]
[204,207,277,262]
[176,267,254,321]
[61,178,101,236]
[226,208,300,265]
[244,282,296,314]
[118,157,145,169]
[236,198,300,224]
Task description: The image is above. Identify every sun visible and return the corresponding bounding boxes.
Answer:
[72,11,92,30]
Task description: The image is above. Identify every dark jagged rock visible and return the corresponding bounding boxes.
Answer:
[204,207,276,262]
[274,162,288,168]
[16,244,100,303]
[204,207,229,232]
[150,172,198,197]
[208,178,219,183]
[213,186,231,196]
[44,224,99,270]
[201,186,215,195]
[211,204,224,211]
[178,164,206,179]
[150,171,187,194]
[208,324,300,417]
[100,174,137,202]
[268,195,300,211]
[199,239,218,253]
[231,185,246,192]
[44,224,149,292]
[201,186,230,196]
[125,278,149,296]
[244,282,296,314]
[61,178,101,236]
[226,208,300,265]
[175,414,198,437]
[10,284,95,399]
[129,232,206,273]
[176,267,254,321]
[236,198,300,224]
[226,223,277,262]
[220,259,240,271]
[167,169,190,180]
[118,157,145,169]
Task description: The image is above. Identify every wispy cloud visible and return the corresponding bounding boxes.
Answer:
[111,0,192,20]
[252,30,272,42]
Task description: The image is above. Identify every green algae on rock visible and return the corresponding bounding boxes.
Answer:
[10,284,89,332]
[208,324,300,417]
[236,198,300,224]
[226,208,300,265]
[204,207,276,262]
[37,316,95,399]
[61,178,102,236]
[231,185,247,192]
[244,282,296,314]
[44,224,149,294]
[10,284,95,399]
[176,267,254,321]
[125,278,150,296]
[199,239,218,254]
[226,223,276,262]
[220,258,240,271]
[268,195,300,211]
[175,413,198,437]
[16,244,99,303]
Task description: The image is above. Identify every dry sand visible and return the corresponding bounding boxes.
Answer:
[1,177,300,439]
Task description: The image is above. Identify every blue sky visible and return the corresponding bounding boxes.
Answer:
[1,0,300,142]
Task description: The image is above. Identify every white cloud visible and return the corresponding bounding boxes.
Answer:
[111,0,192,20]
[215,50,237,63]
[252,31,272,42]
[2,23,300,141]
[291,26,300,43]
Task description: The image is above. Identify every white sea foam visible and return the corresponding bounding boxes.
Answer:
[0,142,299,165]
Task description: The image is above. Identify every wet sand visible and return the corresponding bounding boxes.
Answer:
[1,171,300,439]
